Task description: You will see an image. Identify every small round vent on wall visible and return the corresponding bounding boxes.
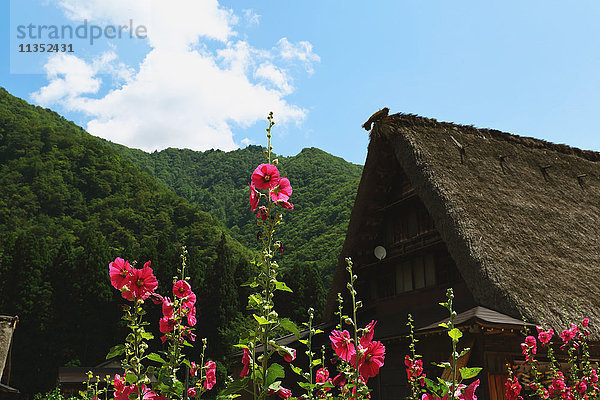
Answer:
[374,246,387,261]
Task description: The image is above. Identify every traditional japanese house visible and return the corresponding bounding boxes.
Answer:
[0,315,19,399]
[325,112,600,400]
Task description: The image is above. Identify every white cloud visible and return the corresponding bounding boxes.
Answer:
[31,53,101,107]
[276,38,320,75]
[254,62,293,95]
[241,137,253,146]
[31,1,318,152]
[242,9,260,26]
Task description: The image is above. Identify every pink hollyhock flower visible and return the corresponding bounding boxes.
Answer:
[355,340,386,380]
[131,384,157,400]
[129,261,158,300]
[159,316,175,334]
[360,320,377,347]
[252,164,280,190]
[173,280,192,299]
[190,361,199,376]
[330,330,356,362]
[525,336,536,348]
[316,368,329,383]
[187,388,196,398]
[186,306,197,326]
[257,206,268,221]
[276,387,292,399]
[183,292,196,309]
[270,177,292,201]
[561,329,575,343]
[583,318,590,327]
[109,257,132,290]
[249,183,259,211]
[114,385,134,400]
[407,359,424,379]
[240,348,251,377]
[277,200,294,210]
[457,379,479,400]
[204,361,217,390]
[538,328,553,345]
[162,297,174,319]
[576,381,587,394]
[284,348,296,362]
[113,374,126,392]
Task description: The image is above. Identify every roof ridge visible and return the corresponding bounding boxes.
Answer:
[385,113,600,162]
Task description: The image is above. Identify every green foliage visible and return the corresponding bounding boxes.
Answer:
[105,138,363,309]
[0,88,253,396]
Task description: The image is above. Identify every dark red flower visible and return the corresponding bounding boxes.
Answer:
[249,183,259,211]
[257,206,268,221]
[277,200,294,210]
[241,348,251,377]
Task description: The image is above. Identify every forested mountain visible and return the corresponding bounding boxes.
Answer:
[105,141,363,296]
[0,88,361,397]
[0,89,255,396]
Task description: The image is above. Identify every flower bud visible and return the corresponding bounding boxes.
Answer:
[273,159,279,165]
[345,318,353,325]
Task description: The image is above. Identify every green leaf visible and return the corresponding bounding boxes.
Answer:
[435,362,451,370]
[459,367,482,380]
[298,339,308,345]
[219,377,250,396]
[438,322,448,329]
[253,314,271,325]
[290,365,304,376]
[297,382,315,391]
[280,318,300,338]
[458,348,471,357]
[311,359,322,366]
[182,340,194,347]
[240,277,259,288]
[147,353,166,364]
[424,378,440,392]
[275,281,293,293]
[106,344,125,359]
[448,328,463,341]
[141,332,154,340]
[314,329,324,335]
[248,294,261,307]
[125,372,137,384]
[265,363,285,386]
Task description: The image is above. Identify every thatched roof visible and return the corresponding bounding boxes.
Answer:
[327,112,600,339]
[0,316,17,382]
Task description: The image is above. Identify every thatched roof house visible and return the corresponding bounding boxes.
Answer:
[325,111,600,400]
[0,315,19,397]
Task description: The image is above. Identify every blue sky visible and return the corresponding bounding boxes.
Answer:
[1,0,600,165]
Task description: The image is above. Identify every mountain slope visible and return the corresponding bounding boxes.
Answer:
[0,88,254,396]
[106,142,363,290]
